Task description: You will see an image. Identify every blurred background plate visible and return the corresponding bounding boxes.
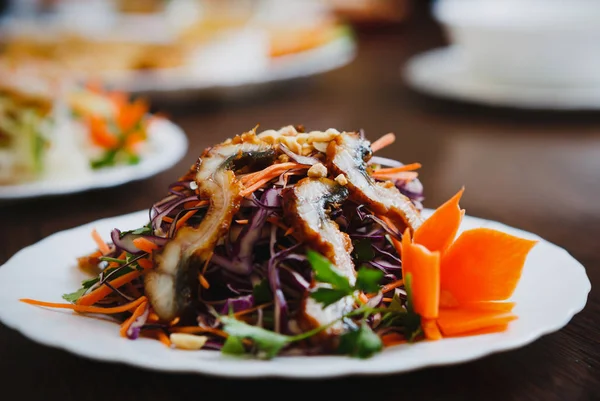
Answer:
[403,46,600,110]
[0,118,188,200]
[107,32,356,97]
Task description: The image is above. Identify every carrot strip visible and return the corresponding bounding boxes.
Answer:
[358,292,369,304]
[174,200,209,231]
[21,296,147,315]
[422,318,442,340]
[381,332,407,347]
[199,274,210,289]
[77,271,142,306]
[436,308,517,337]
[401,229,440,319]
[91,229,111,255]
[235,219,249,225]
[120,301,148,337]
[372,163,422,174]
[169,317,180,326]
[413,187,464,255]
[377,279,404,296]
[137,258,153,270]
[170,326,228,338]
[370,133,396,152]
[156,330,172,348]
[241,162,305,186]
[162,216,174,223]
[441,228,538,303]
[233,302,273,317]
[132,237,158,253]
[284,227,294,237]
[371,171,419,182]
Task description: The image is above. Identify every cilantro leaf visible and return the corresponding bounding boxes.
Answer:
[221,336,246,355]
[62,277,99,303]
[355,267,384,293]
[307,250,352,292]
[62,287,89,303]
[220,316,290,359]
[91,150,117,169]
[310,287,351,307]
[123,225,152,236]
[338,324,383,359]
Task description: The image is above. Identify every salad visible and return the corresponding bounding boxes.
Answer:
[22,126,537,359]
[0,77,153,185]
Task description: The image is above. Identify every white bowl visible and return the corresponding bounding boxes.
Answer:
[433,0,600,87]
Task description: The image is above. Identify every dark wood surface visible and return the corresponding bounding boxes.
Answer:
[1,6,598,401]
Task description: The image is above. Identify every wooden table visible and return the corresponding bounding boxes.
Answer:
[1,6,598,401]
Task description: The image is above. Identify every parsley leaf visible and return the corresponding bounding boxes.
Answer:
[220,316,290,359]
[338,324,383,359]
[306,250,352,292]
[355,267,384,293]
[310,288,352,307]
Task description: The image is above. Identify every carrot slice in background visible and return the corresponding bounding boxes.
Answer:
[440,228,537,303]
[401,229,440,319]
[117,98,148,132]
[437,308,517,336]
[89,116,119,149]
[413,187,464,254]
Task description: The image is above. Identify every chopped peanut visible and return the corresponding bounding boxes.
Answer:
[308,163,327,178]
[170,333,209,350]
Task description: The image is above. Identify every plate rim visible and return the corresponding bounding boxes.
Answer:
[0,209,591,378]
[0,119,188,200]
[403,45,600,110]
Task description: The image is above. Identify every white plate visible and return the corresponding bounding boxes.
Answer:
[403,46,600,110]
[107,34,356,95]
[0,209,590,378]
[0,119,188,200]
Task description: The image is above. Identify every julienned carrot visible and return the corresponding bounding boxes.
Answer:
[77,270,142,306]
[370,133,396,152]
[402,229,440,319]
[132,237,159,253]
[373,163,422,175]
[422,318,442,341]
[375,279,404,297]
[413,187,464,255]
[170,326,228,338]
[91,229,111,255]
[436,308,517,337]
[441,228,537,303]
[137,258,153,270]
[175,200,210,231]
[156,330,172,347]
[120,301,148,337]
[371,171,419,182]
[233,302,273,317]
[21,296,147,315]
[241,162,305,186]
